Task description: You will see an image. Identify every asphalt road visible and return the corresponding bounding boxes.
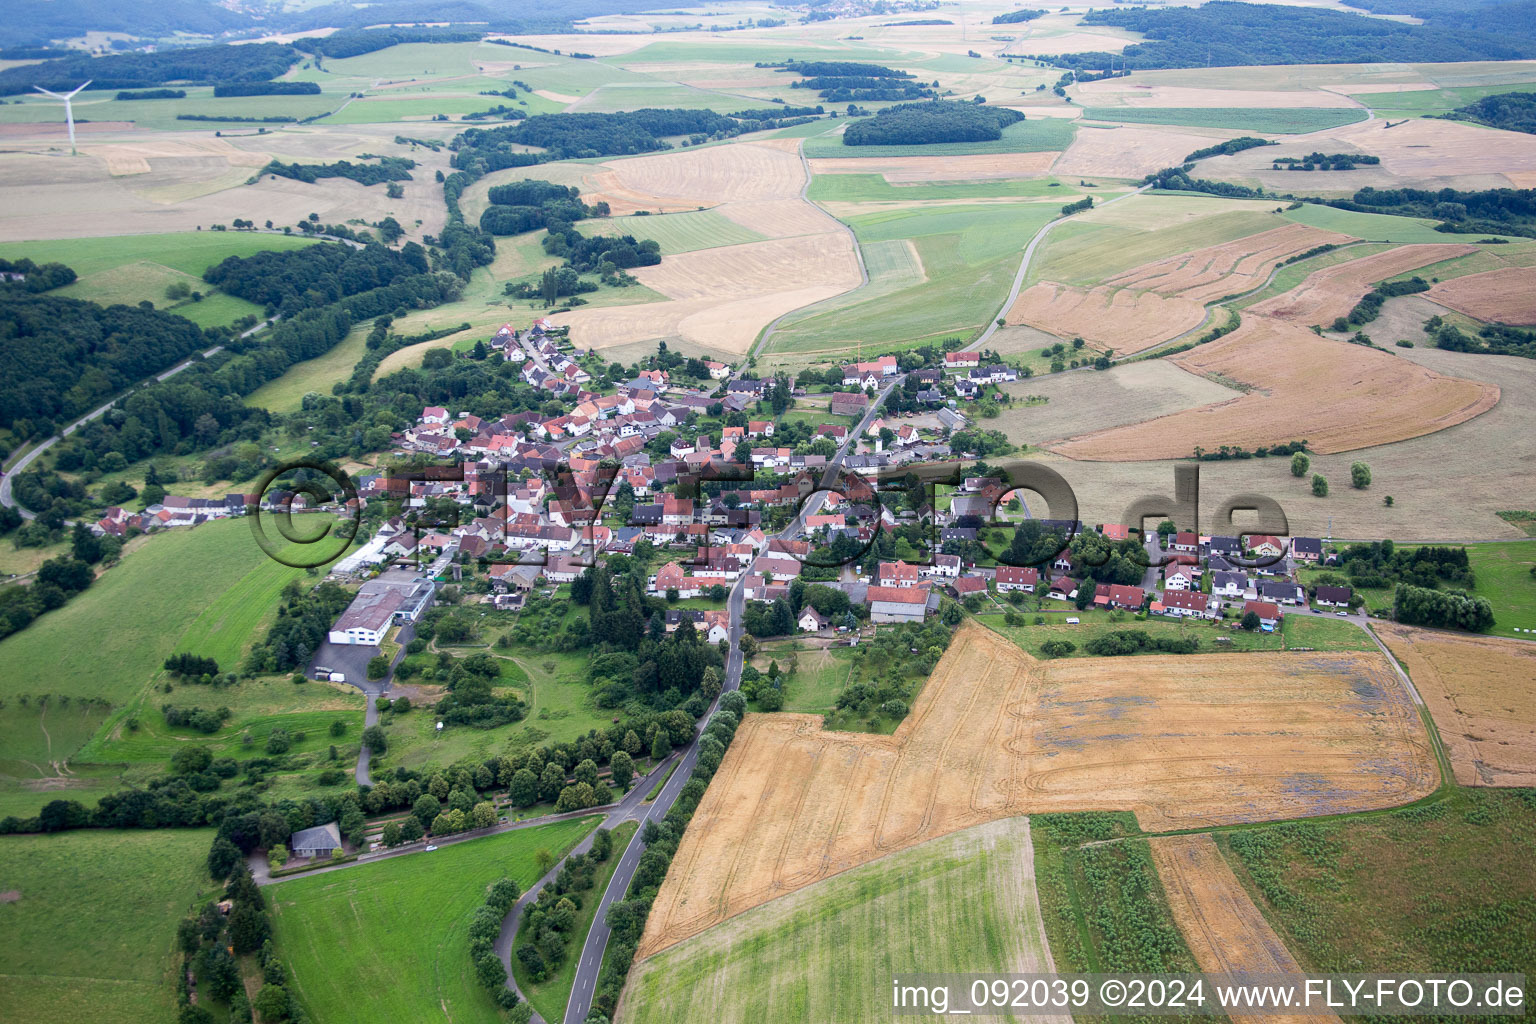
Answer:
[0,315,276,520]
[557,377,899,1024]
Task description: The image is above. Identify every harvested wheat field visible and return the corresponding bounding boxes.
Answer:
[601,139,804,205]
[806,152,1061,182]
[1048,316,1498,459]
[1051,124,1228,179]
[1005,281,1208,354]
[1103,222,1357,304]
[637,623,1435,958]
[1376,624,1536,787]
[1318,117,1536,186]
[1074,79,1359,109]
[550,232,860,354]
[1152,834,1338,1024]
[1250,243,1478,326]
[1426,267,1536,325]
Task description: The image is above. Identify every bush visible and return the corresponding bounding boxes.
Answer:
[1290,451,1310,477]
[1311,474,1329,497]
[1040,639,1076,658]
[1350,461,1372,489]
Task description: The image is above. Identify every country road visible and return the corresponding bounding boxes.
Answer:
[556,374,902,1024]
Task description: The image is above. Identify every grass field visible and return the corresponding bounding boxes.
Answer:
[765,201,1059,354]
[606,209,765,254]
[1030,813,1200,975]
[0,231,314,325]
[620,818,1058,1024]
[750,642,855,714]
[515,821,638,1024]
[0,828,216,1024]
[973,607,1370,658]
[1282,204,1529,245]
[802,116,1077,159]
[807,174,1085,203]
[271,818,600,1024]
[246,321,371,412]
[1221,788,1536,978]
[0,519,309,704]
[1083,107,1368,133]
[1349,81,1536,120]
[1466,539,1536,638]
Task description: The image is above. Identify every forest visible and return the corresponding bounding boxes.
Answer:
[260,157,416,186]
[993,8,1046,24]
[1437,91,1536,135]
[0,291,214,436]
[1317,185,1536,236]
[202,241,431,316]
[479,179,608,236]
[0,42,297,95]
[843,100,1025,146]
[454,109,740,163]
[295,27,485,58]
[1043,2,1534,70]
[1340,0,1536,42]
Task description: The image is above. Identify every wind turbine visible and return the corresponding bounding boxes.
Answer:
[32,80,92,155]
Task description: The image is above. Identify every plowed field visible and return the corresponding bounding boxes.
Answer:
[637,624,1435,958]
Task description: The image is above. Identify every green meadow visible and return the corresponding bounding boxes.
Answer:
[0,828,216,1024]
[807,173,1089,203]
[607,208,765,254]
[802,116,1077,158]
[1083,106,1368,133]
[765,201,1060,354]
[271,817,599,1024]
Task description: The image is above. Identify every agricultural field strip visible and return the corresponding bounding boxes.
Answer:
[637,623,1436,957]
[1151,833,1340,1024]
[1047,243,1502,459]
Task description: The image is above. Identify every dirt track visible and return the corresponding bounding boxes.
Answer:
[1152,834,1340,1024]
[637,623,1436,959]
[1376,624,1536,787]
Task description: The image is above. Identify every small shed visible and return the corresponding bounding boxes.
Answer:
[290,821,342,858]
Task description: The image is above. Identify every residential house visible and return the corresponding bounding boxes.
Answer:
[951,575,987,597]
[1259,580,1306,606]
[944,351,979,370]
[1094,584,1146,610]
[1159,589,1216,619]
[995,566,1039,592]
[829,392,869,418]
[798,606,827,632]
[1047,577,1079,602]
[1211,571,1253,600]
[1163,563,1196,591]
[1244,600,1283,629]
[924,553,962,579]
[878,560,920,588]
[1291,537,1323,563]
[1313,584,1354,608]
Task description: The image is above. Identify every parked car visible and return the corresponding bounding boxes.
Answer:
[425,845,438,852]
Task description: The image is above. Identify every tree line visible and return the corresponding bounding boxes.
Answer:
[456,108,741,163]
[213,80,320,97]
[1436,90,1536,135]
[261,156,415,186]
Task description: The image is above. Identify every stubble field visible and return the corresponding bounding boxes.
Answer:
[1005,282,1208,355]
[1376,624,1536,787]
[636,623,1436,957]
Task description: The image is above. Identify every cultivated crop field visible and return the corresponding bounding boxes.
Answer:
[806,152,1062,182]
[1377,625,1536,787]
[1083,107,1368,133]
[1102,222,1358,304]
[1222,789,1536,983]
[1049,124,1230,180]
[0,828,215,1024]
[1048,315,1499,459]
[1249,242,1480,327]
[802,117,1077,160]
[271,817,600,1024]
[1151,834,1335,1024]
[1426,267,1536,325]
[620,818,1065,1024]
[637,623,1436,956]
[1005,282,1208,355]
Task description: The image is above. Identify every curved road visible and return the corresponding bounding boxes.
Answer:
[557,377,900,1024]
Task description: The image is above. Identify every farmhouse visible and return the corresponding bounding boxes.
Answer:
[829,392,869,418]
[290,822,342,858]
[951,576,988,597]
[798,606,827,632]
[944,351,979,369]
[877,560,920,587]
[866,585,929,624]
